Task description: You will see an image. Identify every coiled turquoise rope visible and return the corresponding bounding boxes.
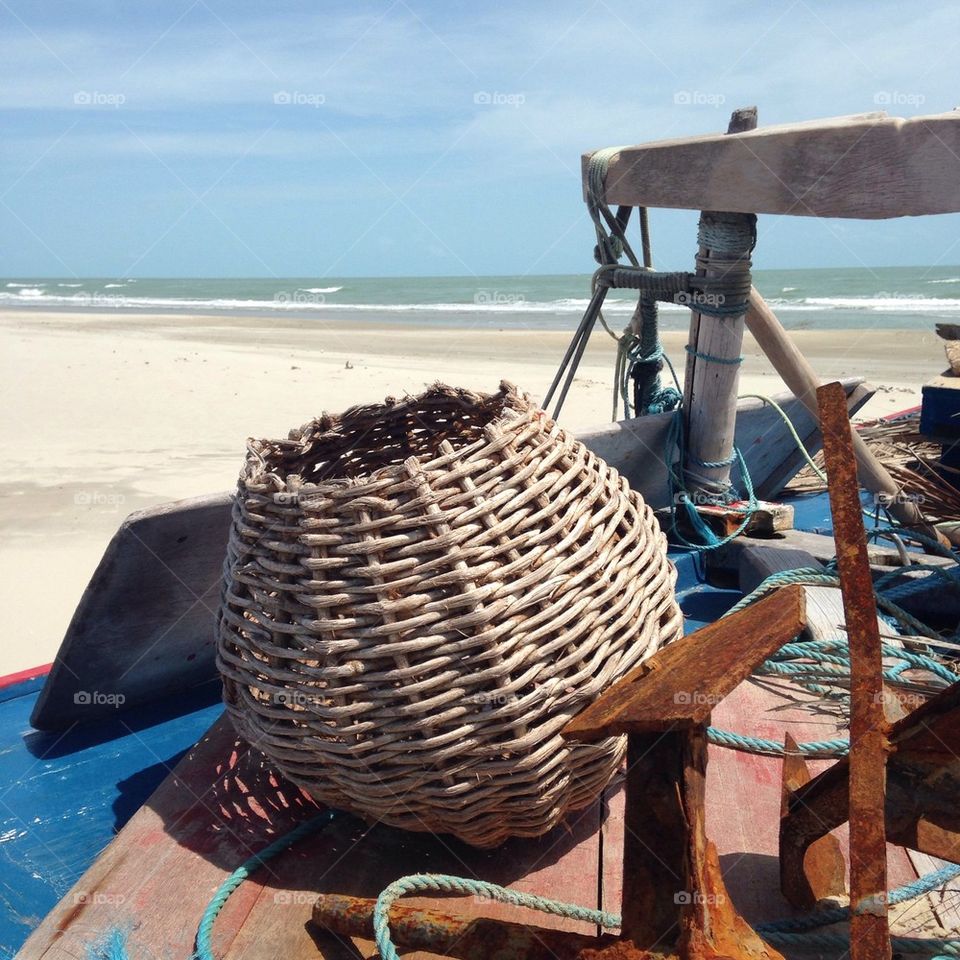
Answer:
[703,568,960,758]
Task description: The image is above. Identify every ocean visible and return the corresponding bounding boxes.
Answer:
[3,266,960,330]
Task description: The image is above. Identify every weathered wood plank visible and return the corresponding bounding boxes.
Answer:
[709,528,956,575]
[30,492,232,730]
[753,381,875,500]
[586,111,960,218]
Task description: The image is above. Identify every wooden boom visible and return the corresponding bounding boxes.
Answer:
[584,111,960,219]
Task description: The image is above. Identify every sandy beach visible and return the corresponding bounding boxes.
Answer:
[0,308,945,675]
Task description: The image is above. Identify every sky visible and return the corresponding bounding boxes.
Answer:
[1,0,959,278]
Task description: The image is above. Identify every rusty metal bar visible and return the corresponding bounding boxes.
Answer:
[817,380,891,960]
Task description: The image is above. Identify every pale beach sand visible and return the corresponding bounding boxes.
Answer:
[0,308,945,674]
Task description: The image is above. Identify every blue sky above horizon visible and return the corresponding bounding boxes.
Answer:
[1,0,959,279]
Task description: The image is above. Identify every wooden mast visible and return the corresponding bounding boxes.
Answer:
[682,107,757,497]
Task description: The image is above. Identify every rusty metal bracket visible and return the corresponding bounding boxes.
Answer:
[311,894,615,960]
[781,679,960,904]
[563,584,805,960]
[779,732,847,907]
[782,381,893,959]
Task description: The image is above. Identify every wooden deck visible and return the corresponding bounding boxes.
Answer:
[17,653,943,960]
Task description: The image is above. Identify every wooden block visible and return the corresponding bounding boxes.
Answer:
[694,500,794,538]
[584,111,960,218]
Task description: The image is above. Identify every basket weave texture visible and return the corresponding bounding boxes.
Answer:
[217,381,682,847]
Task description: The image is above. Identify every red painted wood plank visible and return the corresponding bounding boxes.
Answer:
[0,662,51,691]
[18,713,602,960]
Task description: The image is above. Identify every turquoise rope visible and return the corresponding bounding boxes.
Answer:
[194,811,338,960]
[706,725,850,758]
[664,409,758,552]
[704,568,960,758]
[89,811,339,960]
[724,568,941,641]
[758,863,960,934]
[373,866,960,960]
[688,451,738,469]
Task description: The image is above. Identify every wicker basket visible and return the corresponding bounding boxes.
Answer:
[217,381,682,847]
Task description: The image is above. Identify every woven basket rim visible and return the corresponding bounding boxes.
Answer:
[242,379,536,493]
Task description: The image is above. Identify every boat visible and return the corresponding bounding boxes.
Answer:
[6,107,960,960]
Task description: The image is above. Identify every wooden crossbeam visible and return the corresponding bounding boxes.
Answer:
[584,111,960,218]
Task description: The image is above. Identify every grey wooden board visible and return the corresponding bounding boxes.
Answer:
[754,381,874,500]
[587,111,960,218]
[735,545,887,644]
[592,377,865,505]
[30,493,232,730]
[802,584,881,641]
[31,380,863,730]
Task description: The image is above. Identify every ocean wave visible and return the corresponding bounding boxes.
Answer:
[103,283,127,288]
[57,283,84,288]
[928,277,960,284]
[6,282,43,288]
[781,286,798,292]
[4,289,960,315]
[0,291,642,313]
[800,296,960,311]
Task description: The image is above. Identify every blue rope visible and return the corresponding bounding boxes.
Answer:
[684,344,744,365]
[706,725,850,758]
[688,451,738,469]
[704,568,960,759]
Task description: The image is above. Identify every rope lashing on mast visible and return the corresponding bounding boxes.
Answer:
[546,148,754,420]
